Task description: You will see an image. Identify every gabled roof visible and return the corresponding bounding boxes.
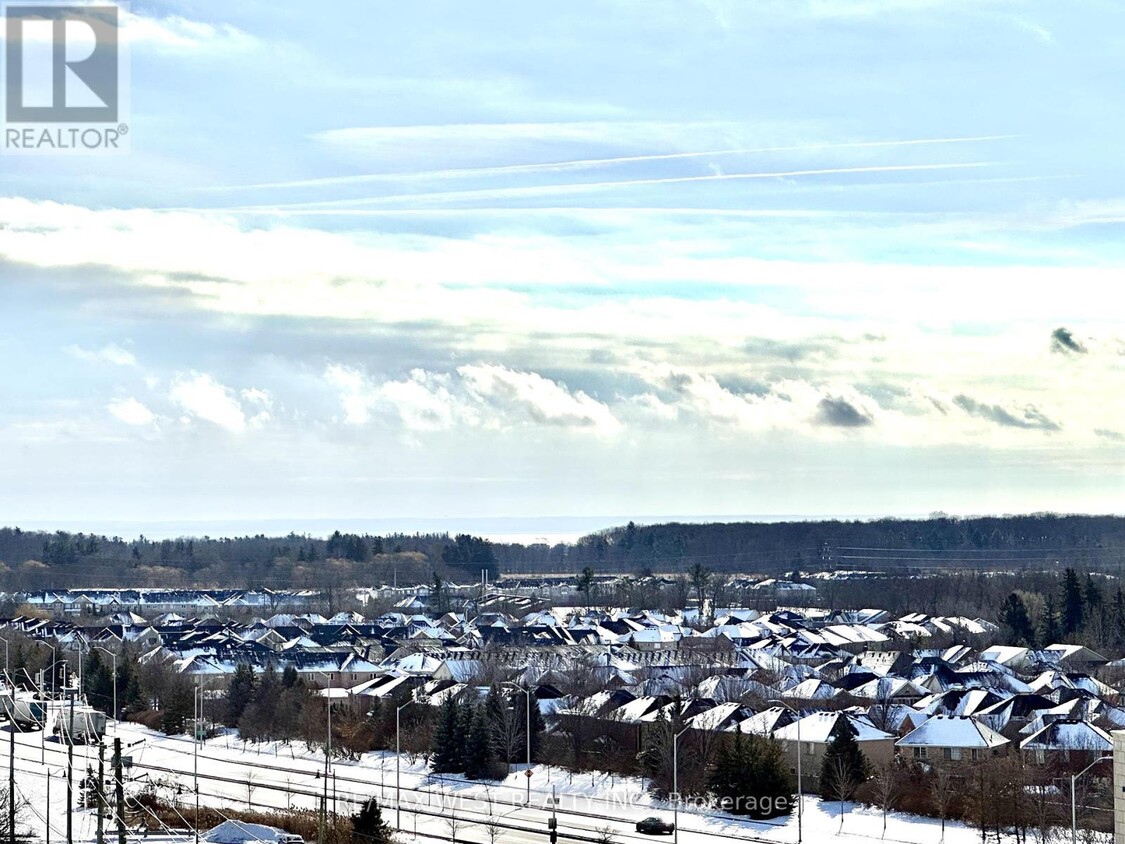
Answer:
[731,706,795,736]
[775,711,893,744]
[896,715,1009,749]
[1020,719,1111,752]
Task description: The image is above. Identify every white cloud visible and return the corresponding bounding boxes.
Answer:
[107,397,154,426]
[67,343,136,366]
[122,11,259,53]
[326,363,618,434]
[169,373,248,433]
[459,364,620,432]
[325,364,378,425]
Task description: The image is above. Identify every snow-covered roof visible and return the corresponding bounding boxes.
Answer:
[774,711,893,744]
[1020,719,1111,752]
[896,715,1009,749]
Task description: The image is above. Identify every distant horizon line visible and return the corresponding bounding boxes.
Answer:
[6,510,1122,543]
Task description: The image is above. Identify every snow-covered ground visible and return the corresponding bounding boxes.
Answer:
[4,721,1109,844]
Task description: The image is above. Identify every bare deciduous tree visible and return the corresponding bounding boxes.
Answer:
[871,759,902,838]
[821,753,860,832]
[929,761,957,843]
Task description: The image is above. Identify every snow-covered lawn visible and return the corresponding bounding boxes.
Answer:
[5,723,1111,844]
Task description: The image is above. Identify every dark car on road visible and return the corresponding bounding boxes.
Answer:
[636,817,675,835]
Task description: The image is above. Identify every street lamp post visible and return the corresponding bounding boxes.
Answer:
[193,678,200,844]
[36,642,58,698]
[671,726,690,844]
[501,681,533,803]
[1069,754,1111,844]
[311,671,336,842]
[395,693,419,831]
[769,700,802,844]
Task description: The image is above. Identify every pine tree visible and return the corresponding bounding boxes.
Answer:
[430,575,449,615]
[82,650,114,716]
[708,731,793,819]
[352,798,392,844]
[225,663,256,726]
[744,733,795,820]
[819,717,868,801]
[708,732,739,811]
[525,689,545,762]
[120,664,144,716]
[998,593,1034,646]
[463,704,499,780]
[1061,568,1084,636]
[1085,573,1103,612]
[1039,594,1060,645]
[1113,588,1125,648]
[431,695,463,773]
[160,678,194,735]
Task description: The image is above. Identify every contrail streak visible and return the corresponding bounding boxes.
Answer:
[220,161,998,211]
[199,134,1018,192]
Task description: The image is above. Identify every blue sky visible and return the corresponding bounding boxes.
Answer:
[2,0,1124,535]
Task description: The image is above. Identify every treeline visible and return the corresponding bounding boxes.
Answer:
[562,513,1125,574]
[6,512,1125,590]
[0,527,499,589]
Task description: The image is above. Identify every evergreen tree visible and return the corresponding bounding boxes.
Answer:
[120,664,144,716]
[524,689,545,762]
[709,731,793,820]
[82,650,115,716]
[708,731,740,811]
[273,685,307,743]
[998,592,1035,645]
[1084,573,1103,613]
[430,575,450,615]
[463,704,500,780]
[819,718,869,801]
[225,663,256,726]
[689,563,711,611]
[160,677,194,735]
[744,733,795,820]
[352,799,392,844]
[239,664,280,741]
[1039,594,1060,645]
[1061,568,1084,636]
[1113,588,1125,648]
[575,566,596,608]
[431,695,463,773]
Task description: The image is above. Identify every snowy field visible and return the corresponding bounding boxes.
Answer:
[5,720,1109,844]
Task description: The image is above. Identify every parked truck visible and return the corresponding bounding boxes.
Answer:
[54,706,107,744]
[0,692,48,731]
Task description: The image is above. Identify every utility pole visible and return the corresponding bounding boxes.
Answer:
[8,691,15,844]
[547,784,557,844]
[113,738,125,844]
[96,742,105,844]
[322,675,332,839]
[194,680,199,844]
[67,687,74,844]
